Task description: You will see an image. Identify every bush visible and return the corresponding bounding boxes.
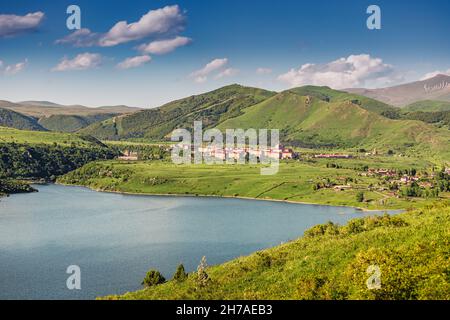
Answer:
[356,191,365,203]
[173,264,188,282]
[142,269,166,287]
[304,221,340,237]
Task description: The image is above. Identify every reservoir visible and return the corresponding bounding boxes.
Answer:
[0,184,392,299]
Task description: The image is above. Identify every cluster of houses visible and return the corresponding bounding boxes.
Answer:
[196,145,296,160]
[365,167,435,187]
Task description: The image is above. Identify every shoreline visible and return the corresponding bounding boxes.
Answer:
[55,181,401,212]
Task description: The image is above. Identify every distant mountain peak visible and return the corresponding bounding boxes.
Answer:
[345,74,450,107]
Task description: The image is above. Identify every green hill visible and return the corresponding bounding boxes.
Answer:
[105,201,450,300]
[0,126,106,147]
[0,108,46,131]
[79,84,276,140]
[38,113,118,132]
[217,92,450,160]
[78,84,449,160]
[79,85,398,141]
[287,85,398,115]
[403,100,450,112]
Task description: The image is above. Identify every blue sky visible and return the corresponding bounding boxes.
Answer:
[0,0,449,107]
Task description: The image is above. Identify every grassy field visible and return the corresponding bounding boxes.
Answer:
[103,201,450,300]
[0,126,104,147]
[58,158,448,210]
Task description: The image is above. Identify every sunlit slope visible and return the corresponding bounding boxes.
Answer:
[217,92,450,159]
[80,84,276,140]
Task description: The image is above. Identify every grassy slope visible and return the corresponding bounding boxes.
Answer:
[217,93,450,161]
[105,201,450,300]
[403,100,450,112]
[38,113,118,132]
[58,160,447,210]
[0,126,105,147]
[80,84,276,140]
[287,85,397,114]
[0,108,46,131]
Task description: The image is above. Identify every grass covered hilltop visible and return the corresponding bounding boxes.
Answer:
[102,201,450,300]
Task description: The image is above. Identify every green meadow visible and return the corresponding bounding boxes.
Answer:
[58,158,448,210]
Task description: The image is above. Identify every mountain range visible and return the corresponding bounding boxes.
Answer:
[1,75,449,159]
[345,74,450,107]
[0,100,141,133]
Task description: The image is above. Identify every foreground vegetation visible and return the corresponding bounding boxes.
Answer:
[102,201,449,300]
[58,158,449,210]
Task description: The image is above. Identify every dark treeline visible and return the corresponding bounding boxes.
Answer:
[0,143,119,181]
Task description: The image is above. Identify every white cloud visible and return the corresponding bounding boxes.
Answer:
[138,36,191,54]
[256,67,272,75]
[215,68,239,79]
[55,28,100,47]
[56,5,186,47]
[191,58,228,82]
[0,12,44,37]
[2,59,28,75]
[117,55,151,69]
[420,69,450,80]
[52,53,102,72]
[278,54,396,89]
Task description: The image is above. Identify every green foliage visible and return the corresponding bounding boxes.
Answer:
[173,264,188,282]
[0,143,117,181]
[142,270,166,287]
[356,191,365,203]
[38,114,118,132]
[0,179,36,195]
[403,100,450,112]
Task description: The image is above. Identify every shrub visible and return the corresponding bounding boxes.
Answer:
[142,269,166,287]
[173,264,188,282]
[304,221,340,237]
[356,191,365,203]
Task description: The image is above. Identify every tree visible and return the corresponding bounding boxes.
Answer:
[196,256,210,288]
[142,269,166,287]
[173,264,188,282]
[356,191,365,203]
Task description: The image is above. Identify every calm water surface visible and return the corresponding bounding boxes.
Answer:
[0,184,392,299]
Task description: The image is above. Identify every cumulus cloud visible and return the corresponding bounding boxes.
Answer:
[0,12,44,37]
[215,68,239,79]
[420,69,450,80]
[190,58,228,83]
[56,5,186,47]
[278,54,396,89]
[256,67,272,75]
[137,36,191,54]
[52,53,102,72]
[4,59,28,75]
[117,55,151,69]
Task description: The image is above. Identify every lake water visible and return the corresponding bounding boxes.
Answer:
[0,184,391,300]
